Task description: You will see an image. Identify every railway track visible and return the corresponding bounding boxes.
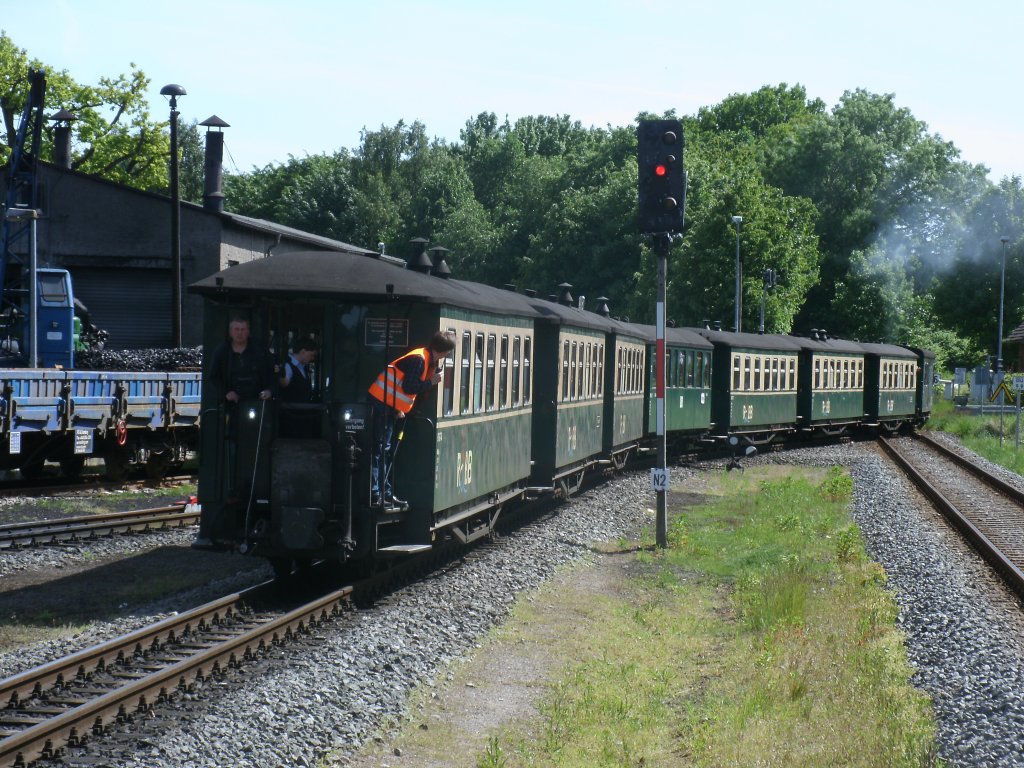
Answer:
[0,504,198,550]
[0,473,196,498]
[0,581,352,768]
[879,433,1024,599]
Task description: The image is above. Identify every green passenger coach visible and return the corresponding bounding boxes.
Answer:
[603,321,650,469]
[530,291,614,496]
[641,326,713,448]
[860,342,921,430]
[795,332,867,435]
[698,328,802,445]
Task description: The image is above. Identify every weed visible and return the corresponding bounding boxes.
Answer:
[477,736,508,768]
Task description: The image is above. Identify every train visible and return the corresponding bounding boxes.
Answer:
[190,248,935,576]
[0,268,201,481]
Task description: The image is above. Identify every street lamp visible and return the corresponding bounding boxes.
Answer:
[732,215,743,332]
[998,236,1010,373]
[160,83,186,348]
[3,207,40,367]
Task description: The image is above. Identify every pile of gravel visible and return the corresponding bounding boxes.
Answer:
[74,347,202,372]
[5,442,1024,766]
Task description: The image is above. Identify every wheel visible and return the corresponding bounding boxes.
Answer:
[269,557,293,581]
[59,455,86,479]
[19,460,46,481]
[104,451,132,481]
[145,450,171,480]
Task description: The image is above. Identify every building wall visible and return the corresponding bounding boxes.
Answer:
[5,163,362,351]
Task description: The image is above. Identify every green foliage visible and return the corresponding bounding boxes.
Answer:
[4,28,1016,351]
[1,31,170,191]
[818,465,854,501]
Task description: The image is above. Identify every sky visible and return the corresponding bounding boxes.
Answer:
[4,0,1022,182]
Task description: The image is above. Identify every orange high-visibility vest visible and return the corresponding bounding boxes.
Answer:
[367,347,431,414]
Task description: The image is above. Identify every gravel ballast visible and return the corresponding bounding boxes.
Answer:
[3,440,1024,767]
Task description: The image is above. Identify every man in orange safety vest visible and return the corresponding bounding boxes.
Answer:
[368,330,455,508]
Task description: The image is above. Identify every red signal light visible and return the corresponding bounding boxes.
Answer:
[655,164,667,177]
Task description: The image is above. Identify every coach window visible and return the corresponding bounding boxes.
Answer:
[584,344,592,398]
[459,331,472,415]
[695,352,703,389]
[499,335,509,409]
[523,337,533,404]
[562,341,571,401]
[442,328,457,416]
[704,353,711,388]
[511,336,521,406]
[474,333,485,412]
[485,333,497,411]
[576,342,584,399]
[597,344,604,396]
[569,342,578,400]
[752,357,761,391]
[813,358,820,390]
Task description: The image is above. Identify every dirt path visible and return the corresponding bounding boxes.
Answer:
[338,549,639,767]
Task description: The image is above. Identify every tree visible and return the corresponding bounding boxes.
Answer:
[225,151,358,244]
[1,30,170,191]
[760,88,989,334]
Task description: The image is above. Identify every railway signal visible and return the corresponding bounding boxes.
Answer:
[637,119,685,234]
[637,119,686,548]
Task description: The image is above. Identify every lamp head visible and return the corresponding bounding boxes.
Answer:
[160,84,187,108]
[732,215,743,225]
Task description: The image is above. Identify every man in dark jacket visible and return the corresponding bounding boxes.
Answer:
[210,317,274,405]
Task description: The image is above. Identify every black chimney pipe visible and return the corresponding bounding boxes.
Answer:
[49,109,76,169]
[200,115,230,213]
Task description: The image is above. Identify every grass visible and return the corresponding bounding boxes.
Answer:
[19,481,197,518]
[479,466,941,767]
[926,396,1024,475]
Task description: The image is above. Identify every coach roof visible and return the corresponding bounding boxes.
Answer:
[191,249,542,317]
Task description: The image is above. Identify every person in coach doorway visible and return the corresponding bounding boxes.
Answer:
[277,338,319,438]
[368,330,456,509]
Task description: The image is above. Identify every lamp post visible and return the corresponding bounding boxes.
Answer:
[732,215,743,332]
[4,207,40,367]
[160,83,186,348]
[998,236,1009,373]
